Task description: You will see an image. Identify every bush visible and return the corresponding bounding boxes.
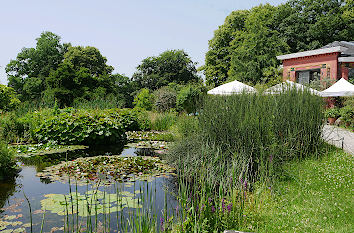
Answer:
[324,108,340,118]
[133,88,155,111]
[35,108,145,145]
[340,106,354,126]
[154,86,176,112]
[176,85,206,114]
[0,142,18,180]
[0,84,20,111]
[168,89,324,189]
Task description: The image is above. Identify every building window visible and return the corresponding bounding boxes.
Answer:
[296,69,321,85]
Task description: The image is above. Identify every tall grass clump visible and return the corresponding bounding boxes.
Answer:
[149,111,179,131]
[167,89,324,232]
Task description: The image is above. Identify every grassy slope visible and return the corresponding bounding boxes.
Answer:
[256,147,353,233]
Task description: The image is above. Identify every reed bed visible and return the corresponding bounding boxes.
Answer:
[166,89,325,232]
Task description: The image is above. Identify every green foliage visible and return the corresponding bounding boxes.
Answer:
[324,107,340,118]
[34,108,142,145]
[0,85,20,111]
[149,111,179,131]
[0,142,18,180]
[46,46,115,107]
[133,88,155,111]
[339,106,354,125]
[204,0,353,86]
[168,89,324,189]
[176,85,206,114]
[228,4,290,85]
[132,50,200,90]
[6,31,70,100]
[154,86,177,112]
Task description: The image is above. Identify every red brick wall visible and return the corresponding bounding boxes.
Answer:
[282,52,340,82]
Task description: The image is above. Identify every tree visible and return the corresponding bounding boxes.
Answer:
[46,46,115,106]
[229,4,289,85]
[0,85,20,111]
[277,0,353,52]
[132,50,200,90]
[6,32,70,100]
[204,10,249,86]
[204,0,353,87]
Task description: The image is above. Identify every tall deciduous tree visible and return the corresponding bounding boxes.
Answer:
[45,46,114,106]
[204,10,249,86]
[132,50,200,90]
[6,32,70,100]
[204,0,353,86]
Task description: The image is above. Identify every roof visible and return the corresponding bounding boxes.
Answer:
[207,80,256,95]
[320,78,354,97]
[277,41,354,61]
[264,80,322,96]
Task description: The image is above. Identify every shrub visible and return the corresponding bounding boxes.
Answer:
[154,86,176,112]
[324,108,340,118]
[0,142,18,180]
[340,106,354,126]
[0,84,20,111]
[176,85,206,114]
[35,108,129,145]
[133,88,155,111]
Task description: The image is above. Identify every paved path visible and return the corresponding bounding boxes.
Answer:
[322,125,354,155]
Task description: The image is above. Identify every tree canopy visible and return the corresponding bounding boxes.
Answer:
[132,50,200,90]
[204,0,353,86]
[6,31,70,100]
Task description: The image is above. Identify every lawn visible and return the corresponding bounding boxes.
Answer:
[256,146,353,232]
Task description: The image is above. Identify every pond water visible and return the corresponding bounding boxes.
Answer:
[0,145,178,233]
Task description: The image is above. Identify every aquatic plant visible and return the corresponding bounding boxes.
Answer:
[37,155,175,184]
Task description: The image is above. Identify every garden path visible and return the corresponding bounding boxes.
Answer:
[322,125,354,155]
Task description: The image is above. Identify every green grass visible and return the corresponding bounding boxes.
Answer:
[256,146,353,232]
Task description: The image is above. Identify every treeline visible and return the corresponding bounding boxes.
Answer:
[2,0,353,111]
[203,0,353,86]
[4,32,202,110]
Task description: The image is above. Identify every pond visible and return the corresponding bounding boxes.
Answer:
[0,144,178,233]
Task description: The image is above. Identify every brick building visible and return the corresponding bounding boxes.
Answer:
[277,41,354,85]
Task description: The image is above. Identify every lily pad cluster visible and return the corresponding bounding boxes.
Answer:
[0,214,28,233]
[40,190,142,217]
[37,155,175,184]
[11,143,88,157]
[126,141,171,151]
[126,131,175,142]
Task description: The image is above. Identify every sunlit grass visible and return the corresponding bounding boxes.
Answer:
[256,146,353,232]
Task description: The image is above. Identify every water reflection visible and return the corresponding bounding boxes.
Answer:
[0,177,20,212]
[0,144,177,232]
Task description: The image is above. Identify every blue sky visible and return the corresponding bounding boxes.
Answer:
[0,0,287,84]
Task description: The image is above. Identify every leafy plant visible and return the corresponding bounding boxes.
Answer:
[339,106,354,126]
[35,108,133,145]
[154,86,177,112]
[324,108,340,118]
[133,88,155,111]
[0,142,19,180]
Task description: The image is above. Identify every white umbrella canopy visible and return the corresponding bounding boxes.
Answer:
[207,80,256,95]
[264,80,322,96]
[320,78,354,97]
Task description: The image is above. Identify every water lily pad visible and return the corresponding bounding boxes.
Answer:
[41,190,142,217]
[38,155,175,185]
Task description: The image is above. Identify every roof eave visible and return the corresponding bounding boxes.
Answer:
[277,46,346,60]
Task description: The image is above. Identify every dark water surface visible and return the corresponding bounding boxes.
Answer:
[0,146,177,232]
